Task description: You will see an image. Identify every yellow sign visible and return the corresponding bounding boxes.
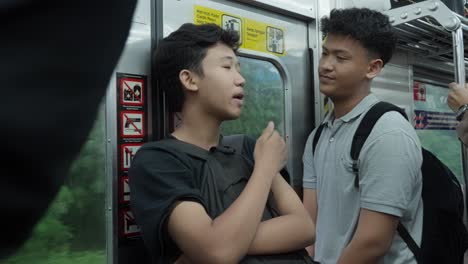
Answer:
[194,5,285,56]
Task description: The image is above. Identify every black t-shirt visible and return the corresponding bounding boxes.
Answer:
[129,135,310,264]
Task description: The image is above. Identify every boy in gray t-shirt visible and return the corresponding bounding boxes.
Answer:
[302,8,423,264]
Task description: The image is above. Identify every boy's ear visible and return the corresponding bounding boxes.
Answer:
[366,59,384,79]
[179,69,199,92]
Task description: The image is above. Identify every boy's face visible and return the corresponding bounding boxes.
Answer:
[194,43,246,121]
[318,34,372,101]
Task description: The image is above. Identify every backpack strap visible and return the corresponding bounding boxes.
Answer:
[351,102,422,263]
[397,223,422,263]
[221,134,245,154]
[351,101,407,188]
[312,123,327,154]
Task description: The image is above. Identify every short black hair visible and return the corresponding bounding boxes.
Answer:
[152,23,240,112]
[321,8,397,66]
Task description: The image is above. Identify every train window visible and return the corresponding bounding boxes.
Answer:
[413,82,464,184]
[4,109,107,264]
[221,56,285,138]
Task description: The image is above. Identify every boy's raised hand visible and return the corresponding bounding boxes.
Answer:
[254,121,287,175]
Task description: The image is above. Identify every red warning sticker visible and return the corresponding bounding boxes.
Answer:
[413,82,426,102]
[121,176,131,203]
[122,209,140,237]
[121,111,145,138]
[120,77,144,106]
[121,143,142,171]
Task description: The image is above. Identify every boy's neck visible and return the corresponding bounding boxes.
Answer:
[332,88,370,119]
[171,106,222,151]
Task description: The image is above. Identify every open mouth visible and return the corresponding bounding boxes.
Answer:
[233,93,244,100]
[232,93,244,107]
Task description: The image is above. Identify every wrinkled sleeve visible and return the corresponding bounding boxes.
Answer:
[128,145,207,259]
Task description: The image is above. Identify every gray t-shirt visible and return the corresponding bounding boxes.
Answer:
[303,94,423,264]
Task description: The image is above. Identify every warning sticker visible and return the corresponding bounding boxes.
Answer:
[222,14,243,44]
[121,143,142,170]
[194,5,285,55]
[120,77,144,106]
[267,26,284,54]
[121,111,144,138]
[414,110,457,130]
[121,176,131,203]
[413,82,426,102]
[122,209,140,237]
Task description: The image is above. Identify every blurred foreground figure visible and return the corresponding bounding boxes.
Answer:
[0,0,136,258]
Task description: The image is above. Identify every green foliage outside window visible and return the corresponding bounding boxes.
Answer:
[221,57,285,138]
[417,130,463,183]
[2,109,107,264]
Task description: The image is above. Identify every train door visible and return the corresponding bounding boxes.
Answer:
[157,0,316,192]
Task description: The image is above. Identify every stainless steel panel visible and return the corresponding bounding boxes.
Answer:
[371,63,413,119]
[229,0,316,20]
[310,19,322,128]
[336,0,391,11]
[105,0,152,263]
[105,72,118,264]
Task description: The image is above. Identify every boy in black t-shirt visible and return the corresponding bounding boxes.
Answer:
[129,23,315,264]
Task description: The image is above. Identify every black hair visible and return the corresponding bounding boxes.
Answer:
[152,23,240,112]
[321,8,397,66]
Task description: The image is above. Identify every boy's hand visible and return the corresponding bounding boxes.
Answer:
[448,82,468,111]
[254,121,287,175]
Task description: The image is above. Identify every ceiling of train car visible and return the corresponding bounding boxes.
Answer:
[394,15,468,64]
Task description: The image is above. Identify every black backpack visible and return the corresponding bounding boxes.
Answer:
[312,101,468,264]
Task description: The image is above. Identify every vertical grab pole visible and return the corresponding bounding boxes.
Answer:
[453,28,465,86]
[452,27,468,222]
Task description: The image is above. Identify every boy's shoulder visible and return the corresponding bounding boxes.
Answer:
[137,139,186,158]
[132,139,197,173]
[367,110,418,141]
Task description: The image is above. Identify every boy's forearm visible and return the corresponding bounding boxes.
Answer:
[336,209,398,264]
[247,214,315,255]
[243,174,315,255]
[200,165,277,261]
[271,174,310,216]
